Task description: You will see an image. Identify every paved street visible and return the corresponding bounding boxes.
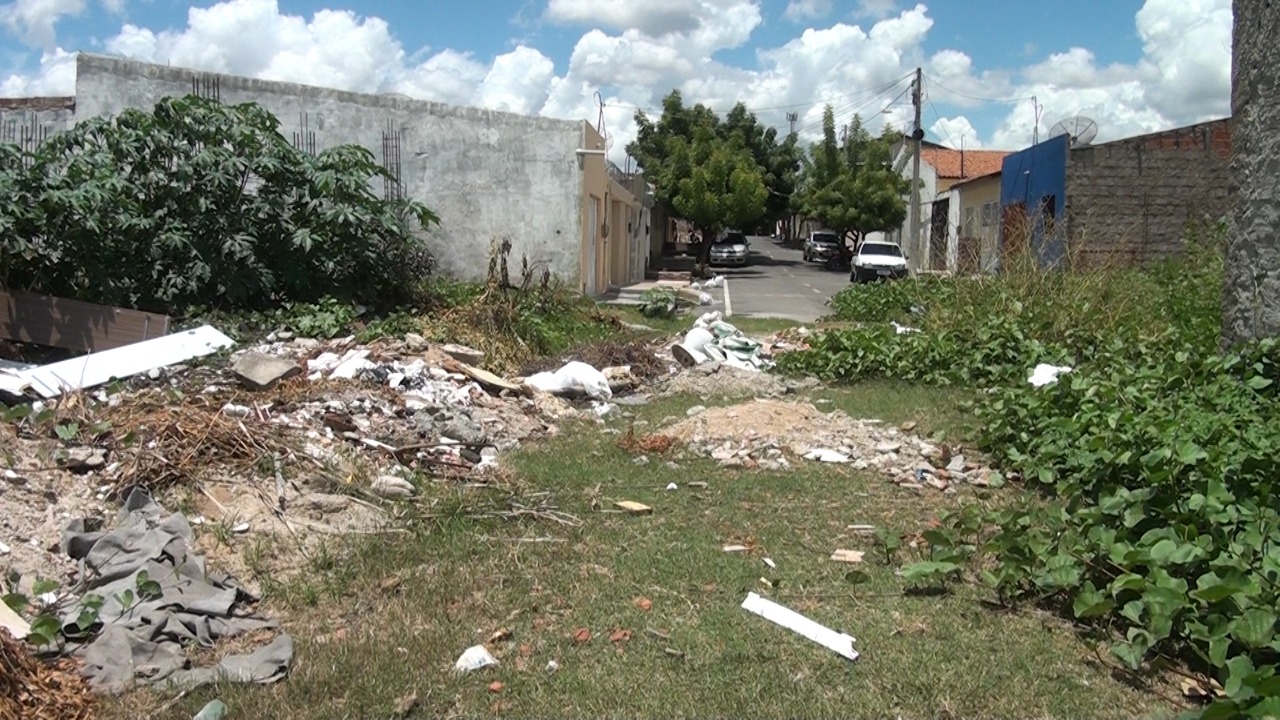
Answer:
[711,235,849,322]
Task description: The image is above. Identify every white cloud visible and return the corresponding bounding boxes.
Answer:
[0,0,120,48]
[0,0,1233,161]
[784,0,831,23]
[929,115,981,148]
[856,0,898,19]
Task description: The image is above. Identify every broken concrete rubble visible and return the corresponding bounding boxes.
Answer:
[232,351,301,390]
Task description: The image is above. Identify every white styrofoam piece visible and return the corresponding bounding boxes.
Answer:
[741,592,858,661]
[10,325,235,398]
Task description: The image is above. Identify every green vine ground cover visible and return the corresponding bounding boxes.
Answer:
[778,235,1280,718]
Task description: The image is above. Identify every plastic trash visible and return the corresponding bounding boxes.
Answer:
[526,361,613,400]
[804,448,851,463]
[454,645,499,673]
[698,292,713,305]
[705,275,725,288]
[193,700,228,720]
[1028,363,1072,388]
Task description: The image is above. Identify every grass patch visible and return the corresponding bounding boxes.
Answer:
[106,388,1173,719]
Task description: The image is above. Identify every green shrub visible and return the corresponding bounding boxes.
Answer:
[782,232,1280,717]
[0,95,438,315]
[970,339,1280,719]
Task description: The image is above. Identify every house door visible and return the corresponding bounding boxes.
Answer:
[929,198,949,272]
[585,198,599,295]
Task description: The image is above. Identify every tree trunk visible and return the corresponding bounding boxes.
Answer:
[1223,0,1280,346]
[695,225,716,277]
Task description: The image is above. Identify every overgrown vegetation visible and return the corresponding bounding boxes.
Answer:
[0,95,437,315]
[778,230,1280,718]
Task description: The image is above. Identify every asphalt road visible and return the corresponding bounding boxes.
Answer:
[711,235,849,322]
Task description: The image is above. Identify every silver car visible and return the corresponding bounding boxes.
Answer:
[709,231,750,267]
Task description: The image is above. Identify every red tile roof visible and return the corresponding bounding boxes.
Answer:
[920,147,1010,179]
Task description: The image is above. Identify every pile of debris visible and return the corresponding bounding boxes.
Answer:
[664,312,774,372]
[654,399,997,490]
[0,629,95,720]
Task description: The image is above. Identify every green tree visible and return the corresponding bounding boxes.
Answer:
[628,91,775,271]
[797,105,909,256]
[667,123,768,267]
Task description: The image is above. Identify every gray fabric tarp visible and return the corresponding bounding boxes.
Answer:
[58,488,293,693]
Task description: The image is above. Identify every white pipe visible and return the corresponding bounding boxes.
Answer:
[576,149,607,155]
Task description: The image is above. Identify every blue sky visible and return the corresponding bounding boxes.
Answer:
[0,0,1231,155]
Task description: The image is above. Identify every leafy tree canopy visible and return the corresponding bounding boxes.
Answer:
[797,105,909,248]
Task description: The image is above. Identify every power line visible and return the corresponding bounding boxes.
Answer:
[923,73,1035,105]
[603,70,916,120]
[794,75,914,136]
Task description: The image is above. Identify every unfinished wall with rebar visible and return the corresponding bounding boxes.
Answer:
[1066,118,1232,268]
[72,53,587,284]
[0,97,74,164]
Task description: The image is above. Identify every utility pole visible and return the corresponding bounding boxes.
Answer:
[909,66,923,271]
[786,111,798,135]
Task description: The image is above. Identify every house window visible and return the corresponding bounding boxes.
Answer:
[980,201,998,227]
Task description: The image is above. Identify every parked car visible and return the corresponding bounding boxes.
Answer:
[709,230,750,267]
[850,240,909,283]
[803,230,842,263]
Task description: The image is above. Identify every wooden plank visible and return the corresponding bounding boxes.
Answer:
[0,290,170,353]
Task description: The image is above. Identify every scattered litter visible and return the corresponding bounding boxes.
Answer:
[546,659,560,674]
[890,321,920,335]
[488,681,504,694]
[830,549,866,564]
[741,592,858,661]
[723,544,750,553]
[524,361,613,401]
[763,557,777,569]
[634,597,653,612]
[847,525,876,534]
[0,598,31,639]
[803,448,850,463]
[372,475,416,499]
[454,645,499,673]
[193,699,229,720]
[669,314,773,371]
[1028,363,1072,388]
[572,628,591,644]
[665,482,678,491]
[609,628,633,643]
[614,500,653,515]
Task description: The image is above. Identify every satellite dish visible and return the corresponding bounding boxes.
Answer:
[604,131,616,154]
[1047,115,1099,147]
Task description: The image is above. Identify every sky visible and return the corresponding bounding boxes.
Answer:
[0,0,1233,163]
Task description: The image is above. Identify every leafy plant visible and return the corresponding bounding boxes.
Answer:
[0,95,439,316]
[637,287,679,319]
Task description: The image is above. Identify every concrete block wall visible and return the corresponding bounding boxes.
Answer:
[73,54,586,283]
[1066,118,1232,268]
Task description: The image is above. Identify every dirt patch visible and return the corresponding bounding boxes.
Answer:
[652,363,816,398]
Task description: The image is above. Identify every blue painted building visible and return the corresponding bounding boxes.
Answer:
[998,134,1070,269]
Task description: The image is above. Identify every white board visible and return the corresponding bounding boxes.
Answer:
[5,325,235,398]
[741,592,859,661]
